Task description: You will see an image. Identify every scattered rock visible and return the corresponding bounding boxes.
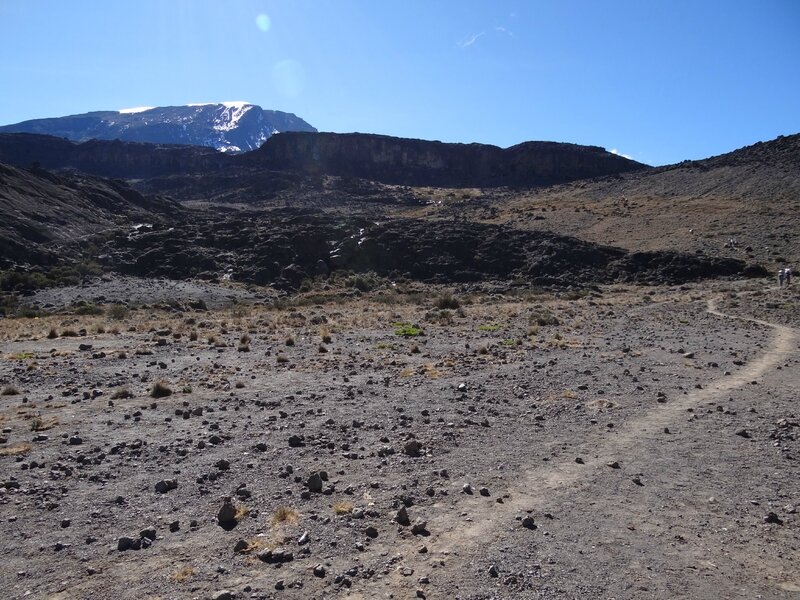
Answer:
[764,512,784,525]
[217,497,238,530]
[154,479,178,494]
[521,516,536,530]
[396,506,411,526]
[403,440,422,457]
[307,472,324,493]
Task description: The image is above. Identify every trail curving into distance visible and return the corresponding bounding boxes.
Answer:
[360,294,799,596]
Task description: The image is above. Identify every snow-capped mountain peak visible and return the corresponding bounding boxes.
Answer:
[0,103,316,152]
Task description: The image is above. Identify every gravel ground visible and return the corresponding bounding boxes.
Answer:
[0,279,798,600]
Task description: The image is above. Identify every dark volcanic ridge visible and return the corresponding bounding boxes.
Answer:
[0,103,317,153]
[96,209,758,289]
[0,130,647,190]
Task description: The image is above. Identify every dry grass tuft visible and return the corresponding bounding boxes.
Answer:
[235,504,250,521]
[333,501,353,515]
[151,380,172,398]
[0,442,31,456]
[111,387,134,399]
[320,326,332,344]
[30,415,58,431]
[169,565,196,582]
[1,385,20,396]
[271,505,300,526]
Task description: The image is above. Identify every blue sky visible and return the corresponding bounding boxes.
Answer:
[0,0,798,165]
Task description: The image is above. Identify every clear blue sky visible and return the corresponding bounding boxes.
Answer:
[1,0,798,165]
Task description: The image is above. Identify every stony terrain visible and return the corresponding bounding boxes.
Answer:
[0,277,798,600]
[0,127,798,600]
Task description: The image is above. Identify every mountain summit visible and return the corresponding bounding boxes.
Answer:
[0,102,317,152]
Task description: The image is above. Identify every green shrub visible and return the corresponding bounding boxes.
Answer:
[393,322,424,337]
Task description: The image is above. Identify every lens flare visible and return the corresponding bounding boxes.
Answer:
[255,13,271,32]
[272,59,305,98]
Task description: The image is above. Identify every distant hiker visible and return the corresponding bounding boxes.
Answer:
[786,268,792,285]
[779,269,785,287]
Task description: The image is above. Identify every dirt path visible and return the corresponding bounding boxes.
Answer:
[355,294,799,598]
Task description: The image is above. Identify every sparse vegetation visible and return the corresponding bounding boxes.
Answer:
[271,505,300,526]
[0,442,31,456]
[30,415,58,431]
[531,309,560,326]
[73,302,103,316]
[151,380,173,398]
[111,387,133,399]
[320,326,332,344]
[169,566,196,582]
[1,385,20,395]
[394,322,424,337]
[435,292,460,309]
[235,504,250,521]
[108,304,129,320]
[333,501,353,515]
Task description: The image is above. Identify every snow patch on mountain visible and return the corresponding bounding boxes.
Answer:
[213,103,254,133]
[119,106,156,114]
[188,101,252,109]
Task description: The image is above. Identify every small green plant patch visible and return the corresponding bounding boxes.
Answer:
[478,324,502,332]
[393,322,424,337]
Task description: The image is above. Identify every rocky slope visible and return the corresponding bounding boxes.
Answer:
[440,133,800,269]
[0,133,230,180]
[0,103,317,153]
[0,161,178,267]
